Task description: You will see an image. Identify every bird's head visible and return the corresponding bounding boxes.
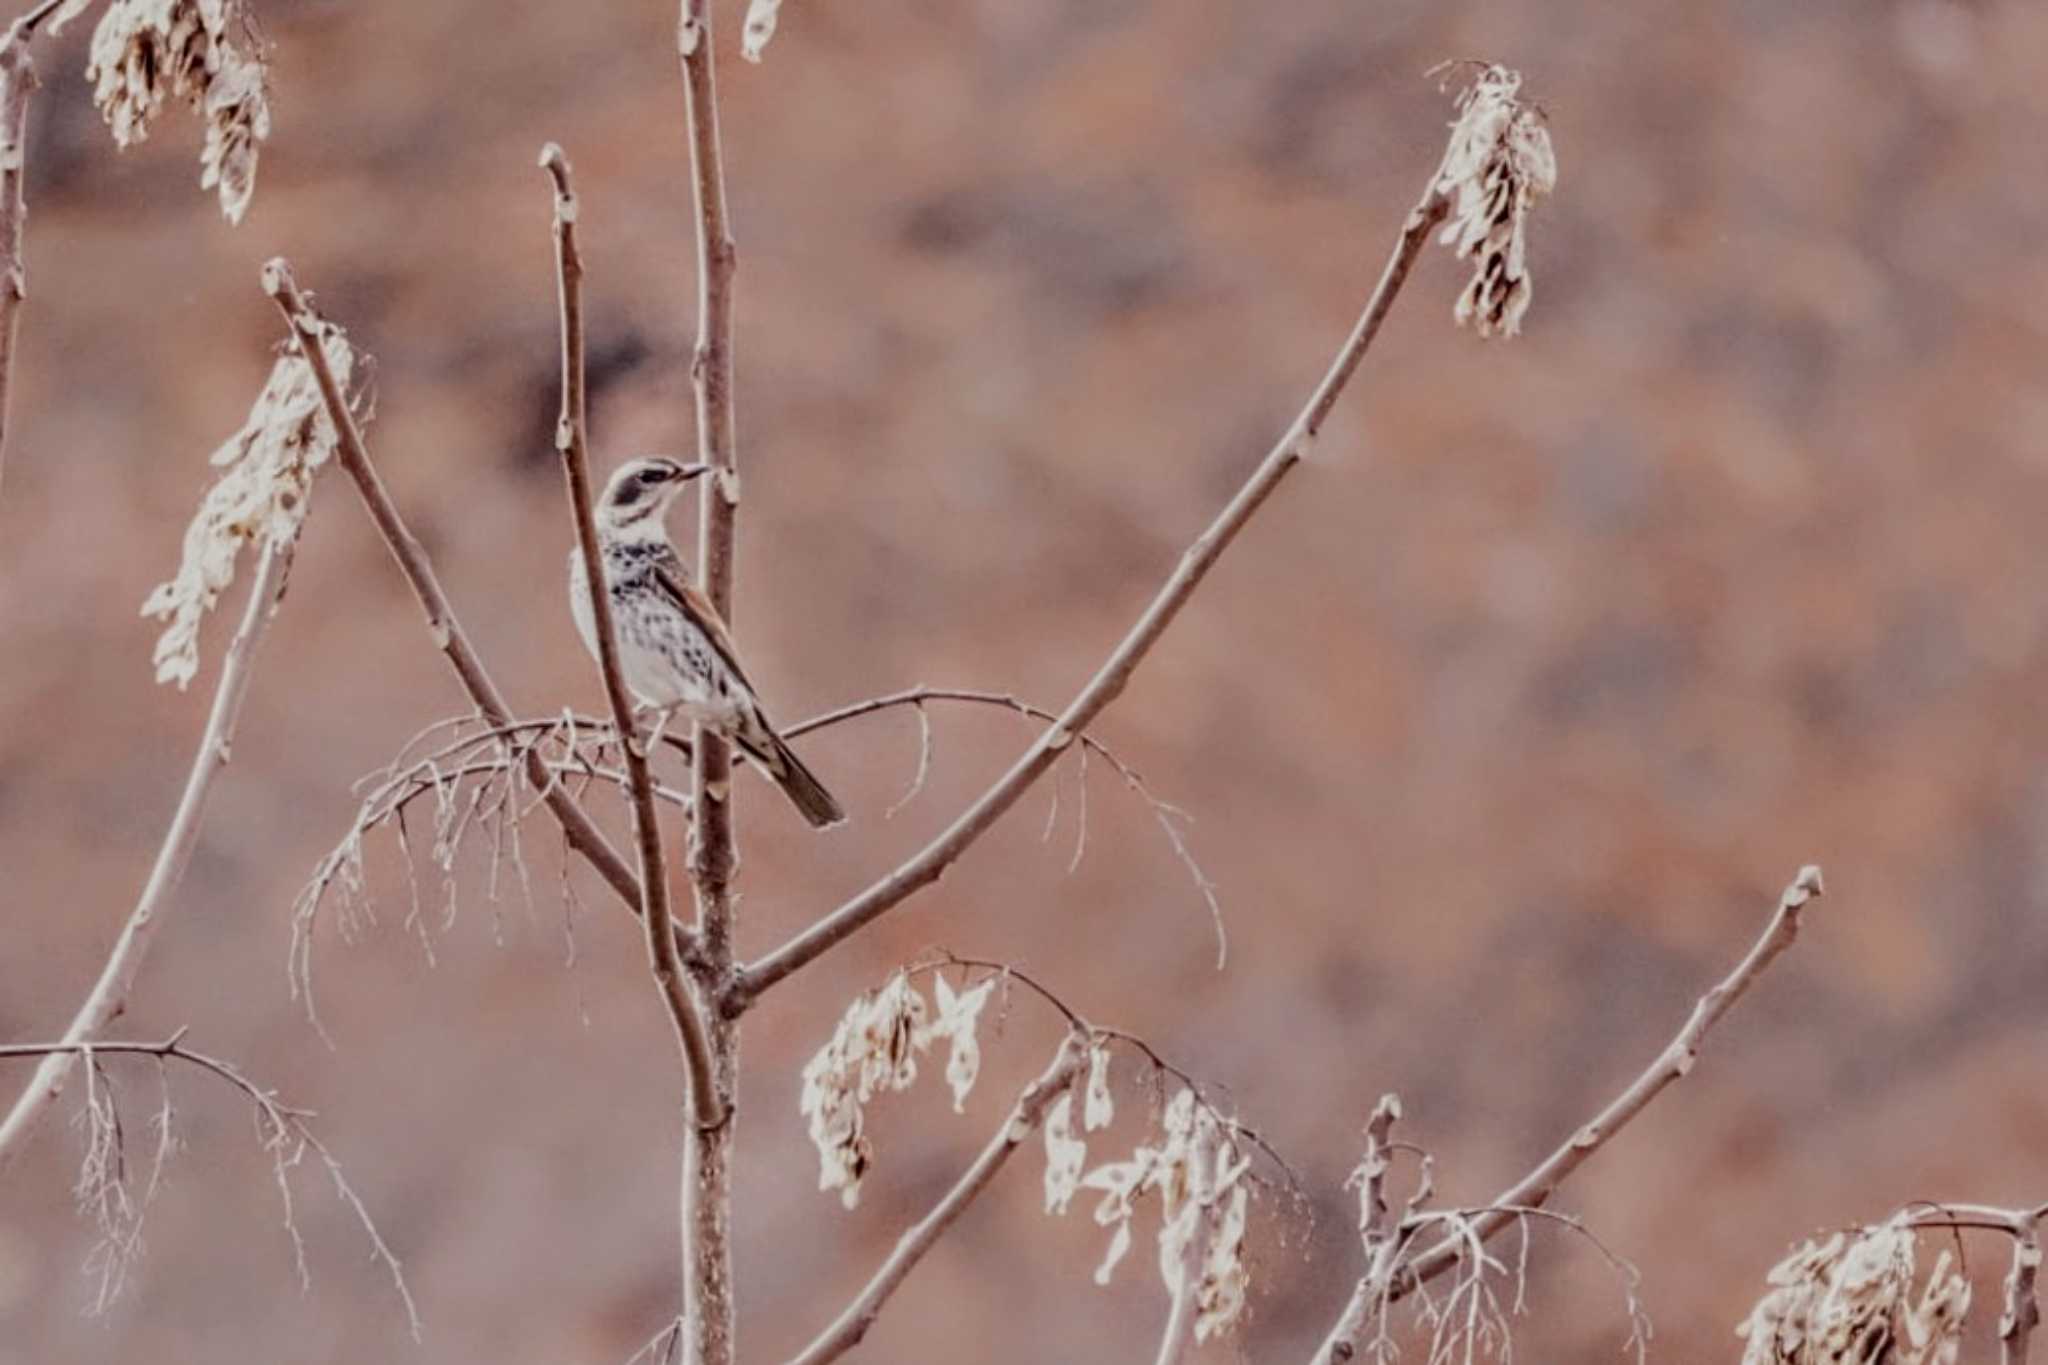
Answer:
[596,456,707,538]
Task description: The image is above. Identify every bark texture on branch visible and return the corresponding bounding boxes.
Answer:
[675,3,742,1360]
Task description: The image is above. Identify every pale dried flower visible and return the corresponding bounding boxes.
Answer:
[1193,1182,1250,1343]
[81,0,273,222]
[740,0,784,62]
[1736,1219,1971,1365]
[1082,1039,1114,1132]
[1062,1086,1254,1340]
[922,973,995,1114]
[198,38,269,223]
[142,317,365,688]
[1433,63,1555,339]
[1043,1093,1086,1216]
[798,972,930,1209]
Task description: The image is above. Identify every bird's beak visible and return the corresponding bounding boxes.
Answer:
[671,462,713,483]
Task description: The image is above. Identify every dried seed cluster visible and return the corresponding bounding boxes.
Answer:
[64,0,273,222]
[1736,1220,1970,1365]
[142,316,366,686]
[1434,63,1556,338]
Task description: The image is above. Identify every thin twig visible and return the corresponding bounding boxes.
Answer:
[734,174,1456,1008]
[0,543,291,1171]
[541,143,721,1130]
[0,1032,420,1337]
[674,3,742,1360]
[1309,865,1824,1364]
[258,259,671,942]
[791,686,1220,937]
[784,1036,1086,1365]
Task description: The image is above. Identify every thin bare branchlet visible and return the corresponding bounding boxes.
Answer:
[1430,62,1556,339]
[142,314,367,688]
[289,712,675,1032]
[62,0,272,222]
[622,1317,685,1365]
[782,685,1224,961]
[0,1036,418,1336]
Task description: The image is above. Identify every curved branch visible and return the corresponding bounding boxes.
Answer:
[0,542,290,1170]
[784,1036,1085,1365]
[541,143,721,1128]
[734,179,1455,1008]
[1310,864,1825,1364]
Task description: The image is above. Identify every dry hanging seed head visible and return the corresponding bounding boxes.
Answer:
[1735,1219,1971,1365]
[75,0,273,223]
[141,313,369,687]
[798,972,928,1209]
[1432,62,1556,338]
[796,968,1007,1208]
[1051,1083,1256,1341]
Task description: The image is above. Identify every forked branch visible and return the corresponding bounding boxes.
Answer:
[1311,865,1826,1364]
[734,174,1457,1007]
[259,260,668,939]
[540,142,720,1127]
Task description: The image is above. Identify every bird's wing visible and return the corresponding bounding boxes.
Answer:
[650,552,757,694]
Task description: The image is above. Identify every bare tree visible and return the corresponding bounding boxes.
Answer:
[0,4,2038,1364]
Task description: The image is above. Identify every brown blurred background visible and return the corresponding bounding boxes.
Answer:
[4,0,2046,1360]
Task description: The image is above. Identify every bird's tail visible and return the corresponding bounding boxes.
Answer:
[735,713,845,829]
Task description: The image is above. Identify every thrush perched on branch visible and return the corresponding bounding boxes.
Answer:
[568,456,846,828]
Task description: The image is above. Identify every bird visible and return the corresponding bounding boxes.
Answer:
[568,455,846,828]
